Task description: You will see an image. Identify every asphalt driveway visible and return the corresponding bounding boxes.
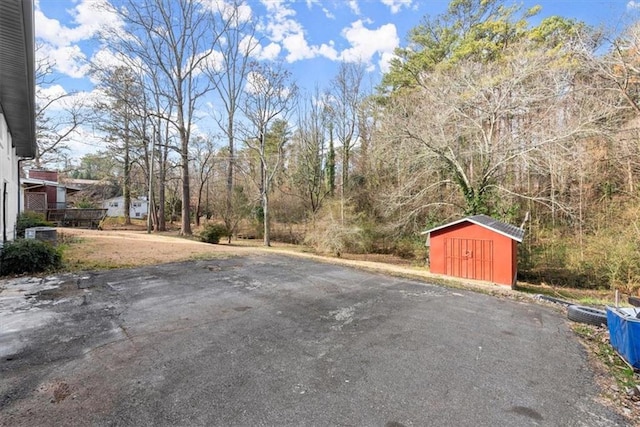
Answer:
[0,254,627,426]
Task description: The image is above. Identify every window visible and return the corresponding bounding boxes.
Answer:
[110,202,119,207]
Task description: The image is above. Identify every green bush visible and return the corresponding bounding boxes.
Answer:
[76,198,96,208]
[0,239,62,276]
[200,224,229,244]
[16,212,53,238]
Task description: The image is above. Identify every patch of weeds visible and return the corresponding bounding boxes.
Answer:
[188,253,233,261]
[515,282,576,299]
[577,296,614,307]
[64,259,136,271]
[573,324,637,387]
[57,232,84,245]
[571,323,640,419]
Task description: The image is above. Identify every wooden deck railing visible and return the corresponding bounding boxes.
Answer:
[45,209,108,229]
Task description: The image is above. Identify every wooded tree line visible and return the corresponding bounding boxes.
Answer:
[35,0,640,290]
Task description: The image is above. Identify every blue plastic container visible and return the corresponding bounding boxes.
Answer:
[606,307,640,370]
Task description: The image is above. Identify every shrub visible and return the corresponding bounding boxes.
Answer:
[76,198,96,208]
[200,224,229,244]
[16,212,53,238]
[304,202,368,256]
[0,239,62,276]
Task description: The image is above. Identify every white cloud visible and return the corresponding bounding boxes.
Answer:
[259,0,338,63]
[381,0,413,14]
[245,70,269,95]
[34,8,66,44]
[254,42,282,61]
[34,0,122,80]
[348,0,360,15]
[262,1,302,43]
[87,48,149,85]
[65,126,109,161]
[339,20,399,68]
[36,84,68,105]
[378,51,397,73]
[39,44,89,79]
[91,48,130,71]
[68,0,122,40]
[628,1,640,9]
[239,34,279,61]
[35,0,120,47]
[302,0,335,19]
[322,8,336,19]
[185,48,226,77]
[207,0,253,24]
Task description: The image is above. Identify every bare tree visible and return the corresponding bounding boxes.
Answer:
[92,66,146,225]
[291,87,331,216]
[102,0,228,235]
[190,135,216,227]
[329,62,366,194]
[34,43,86,167]
[587,22,640,195]
[208,0,259,236]
[241,61,297,246]
[376,39,612,230]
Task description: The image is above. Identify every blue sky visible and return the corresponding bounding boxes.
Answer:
[33,0,639,159]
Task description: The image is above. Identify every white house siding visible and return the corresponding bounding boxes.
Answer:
[0,113,19,241]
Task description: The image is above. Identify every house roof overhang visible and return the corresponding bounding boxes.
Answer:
[0,0,36,158]
[21,178,80,192]
[421,214,525,243]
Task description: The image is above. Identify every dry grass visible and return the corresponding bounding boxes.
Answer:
[60,228,253,270]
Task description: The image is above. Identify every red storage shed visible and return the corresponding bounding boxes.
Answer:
[422,215,525,287]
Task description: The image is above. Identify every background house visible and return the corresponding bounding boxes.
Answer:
[103,196,148,219]
[0,0,36,242]
[22,169,80,212]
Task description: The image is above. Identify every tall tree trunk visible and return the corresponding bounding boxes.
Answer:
[342,138,350,193]
[327,124,335,197]
[123,114,131,225]
[263,185,270,247]
[226,111,234,233]
[178,99,192,235]
[181,136,192,235]
[156,124,169,232]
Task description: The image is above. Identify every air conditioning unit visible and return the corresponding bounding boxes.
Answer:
[25,227,57,244]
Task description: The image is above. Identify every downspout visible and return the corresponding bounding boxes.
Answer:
[16,157,33,239]
[2,182,7,243]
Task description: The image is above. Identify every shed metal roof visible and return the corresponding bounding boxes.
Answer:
[0,0,36,157]
[421,214,525,243]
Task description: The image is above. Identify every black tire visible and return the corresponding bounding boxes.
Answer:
[629,296,640,307]
[567,305,608,327]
